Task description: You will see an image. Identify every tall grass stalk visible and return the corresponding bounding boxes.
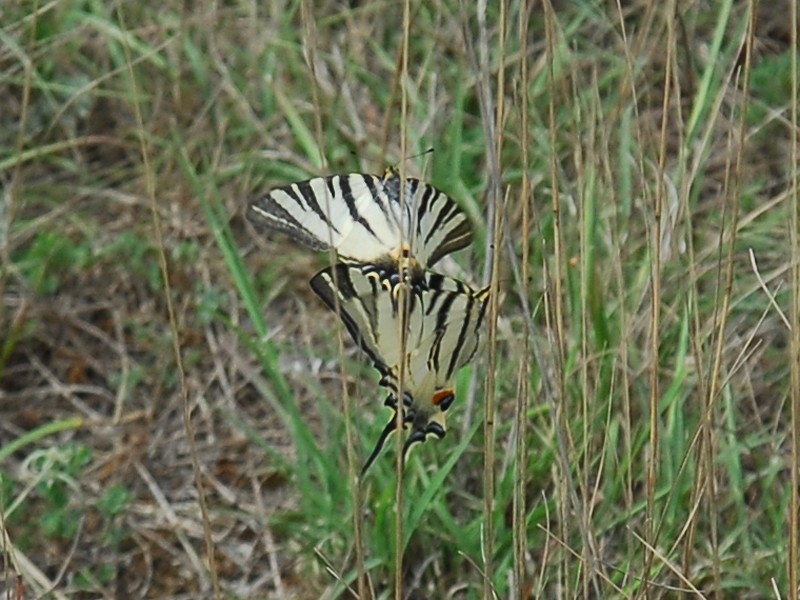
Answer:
[117,5,221,596]
[789,0,799,597]
[512,2,531,597]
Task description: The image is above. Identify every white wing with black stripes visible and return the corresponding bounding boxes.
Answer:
[248,169,473,273]
[309,264,490,472]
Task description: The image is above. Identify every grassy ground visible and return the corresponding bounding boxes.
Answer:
[1,0,798,598]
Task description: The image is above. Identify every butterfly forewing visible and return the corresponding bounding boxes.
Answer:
[249,170,473,270]
[250,174,399,262]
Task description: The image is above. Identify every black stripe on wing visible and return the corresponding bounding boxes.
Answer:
[309,265,392,378]
[409,178,473,267]
[425,205,473,266]
[421,275,490,380]
[443,288,487,380]
[414,182,435,238]
[294,179,340,235]
[426,290,459,374]
[382,170,473,267]
[363,174,391,218]
[336,175,382,241]
[249,193,330,252]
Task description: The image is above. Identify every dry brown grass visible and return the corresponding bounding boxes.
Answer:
[1,0,798,598]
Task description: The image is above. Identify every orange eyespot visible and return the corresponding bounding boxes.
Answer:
[432,389,454,406]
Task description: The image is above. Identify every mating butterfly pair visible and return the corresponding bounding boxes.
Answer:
[249,168,489,474]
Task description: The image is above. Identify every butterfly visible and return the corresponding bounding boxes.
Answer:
[248,168,473,289]
[310,264,489,473]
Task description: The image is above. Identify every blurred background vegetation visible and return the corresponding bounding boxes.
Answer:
[1,0,798,598]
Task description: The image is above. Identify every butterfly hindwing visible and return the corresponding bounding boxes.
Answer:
[418,272,490,383]
[309,264,426,377]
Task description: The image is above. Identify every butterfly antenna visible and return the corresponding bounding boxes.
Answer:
[361,413,400,476]
[392,148,435,172]
[410,147,434,160]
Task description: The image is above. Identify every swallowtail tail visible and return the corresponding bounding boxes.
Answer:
[248,169,473,287]
[310,264,490,473]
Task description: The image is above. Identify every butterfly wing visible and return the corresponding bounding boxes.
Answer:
[415,272,491,386]
[310,265,488,396]
[309,264,425,380]
[249,174,401,263]
[249,171,472,268]
[385,173,474,267]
